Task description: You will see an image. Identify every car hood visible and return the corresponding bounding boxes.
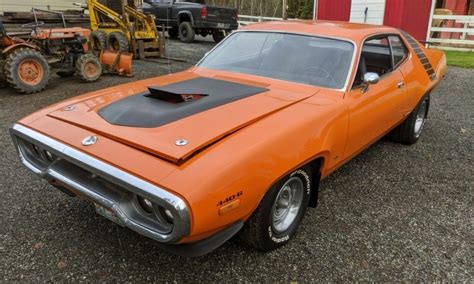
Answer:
[47,72,319,164]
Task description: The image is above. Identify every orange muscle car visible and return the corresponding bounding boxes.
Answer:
[10,21,447,256]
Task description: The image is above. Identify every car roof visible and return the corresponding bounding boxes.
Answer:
[240,20,400,43]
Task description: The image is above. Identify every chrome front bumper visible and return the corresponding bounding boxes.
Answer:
[10,124,191,244]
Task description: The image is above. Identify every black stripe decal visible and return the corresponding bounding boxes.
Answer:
[400,31,436,81]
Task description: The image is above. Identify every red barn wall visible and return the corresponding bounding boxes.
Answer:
[383,0,433,41]
[315,0,352,21]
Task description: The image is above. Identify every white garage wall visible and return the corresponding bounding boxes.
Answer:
[0,0,82,14]
[349,0,386,25]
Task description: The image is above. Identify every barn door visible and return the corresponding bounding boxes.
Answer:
[349,0,387,24]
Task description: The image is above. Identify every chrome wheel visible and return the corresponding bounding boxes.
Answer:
[414,99,427,138]
[271,177,304,233]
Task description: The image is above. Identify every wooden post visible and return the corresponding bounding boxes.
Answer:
[425,0,437,47]
[282,0,288,20]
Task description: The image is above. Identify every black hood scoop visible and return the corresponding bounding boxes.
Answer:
[146,86,208,104]
[99,77,268,128]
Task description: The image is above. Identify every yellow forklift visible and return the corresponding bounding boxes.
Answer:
[87,0,164,59]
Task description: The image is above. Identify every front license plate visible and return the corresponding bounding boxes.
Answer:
[94,203,124,226]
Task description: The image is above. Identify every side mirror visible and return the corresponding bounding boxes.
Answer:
[363,72,380,85]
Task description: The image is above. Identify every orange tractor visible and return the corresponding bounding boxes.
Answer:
[0,9,102,94]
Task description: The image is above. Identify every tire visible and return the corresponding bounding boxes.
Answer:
[75,53,102,82]
[90,30,108,54]
[168,27,179,39]
[390,94,430,145]
[4,48,50,94]
[239,167,312,251]
[107,31,129,52]
[212,30,225,43]
[179,22,195,43]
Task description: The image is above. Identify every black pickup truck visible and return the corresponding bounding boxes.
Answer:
[143,0,238,43]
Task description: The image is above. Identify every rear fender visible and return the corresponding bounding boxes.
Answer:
[2,43,40,56]
[178,11,195,25]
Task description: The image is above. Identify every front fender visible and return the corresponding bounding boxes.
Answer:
[163,93,348,241]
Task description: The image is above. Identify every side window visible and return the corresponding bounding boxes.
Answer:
[353,36,392,87]
[388,35,408,68]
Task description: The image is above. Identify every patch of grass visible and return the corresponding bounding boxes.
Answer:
[444,50,474,68]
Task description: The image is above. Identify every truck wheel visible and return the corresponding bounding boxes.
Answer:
[90,30,108,54]
[239,167,312,251]
[107,31,129,52]
[179,22,195,43]
[389,94,430,145]
[212,30,225,43]
[168,27,179,39]
[4,48,50,94]
[75,53,102,82]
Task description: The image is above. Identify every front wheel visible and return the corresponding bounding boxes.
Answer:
[75,54,102,82]
[239,167,312,251]
[390,94,430,144]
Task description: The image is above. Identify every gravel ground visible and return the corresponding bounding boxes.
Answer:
[1,38,473,282]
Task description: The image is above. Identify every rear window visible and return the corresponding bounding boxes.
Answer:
[198,32,355,89]
[388,35,408,67]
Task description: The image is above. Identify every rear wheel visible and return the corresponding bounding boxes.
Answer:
[239,167,312,251]
[179,22,195,43]
[90,30,108,55]
[390,95,430,144]
[4,48,50,94]
[75,53,102,82]
[107,31,129,52]
[212,30,225,43]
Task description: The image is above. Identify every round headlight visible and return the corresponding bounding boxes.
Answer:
[159,206,174,224]
[136,196,154,214]
[32,144,40,155]
[44,150,53,161]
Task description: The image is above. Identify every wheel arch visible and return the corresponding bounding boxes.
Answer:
[251,153,328,214]
[178,11,194,25]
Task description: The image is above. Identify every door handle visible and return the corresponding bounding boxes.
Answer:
[397,81,404,88]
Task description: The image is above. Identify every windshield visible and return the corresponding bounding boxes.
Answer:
[198,32,354,89]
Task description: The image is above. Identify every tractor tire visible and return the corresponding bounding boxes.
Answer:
[179,22,195,43]
[107,31,129,52]
[212,30,225,43]
[90,30,108,54]
[4,48,50,94]
[75,53,102,82]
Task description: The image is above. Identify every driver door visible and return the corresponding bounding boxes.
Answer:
[344,35,406,158]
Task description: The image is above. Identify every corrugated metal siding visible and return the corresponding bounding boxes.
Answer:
[316,0,352,21]
[349,0,386,25]
[0,0,81,14]
[383,0,433,41]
